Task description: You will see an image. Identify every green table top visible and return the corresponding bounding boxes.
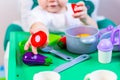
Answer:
[0,78,5,80]
[8,32,120,80]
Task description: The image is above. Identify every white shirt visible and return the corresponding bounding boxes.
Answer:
[27,3,83,33]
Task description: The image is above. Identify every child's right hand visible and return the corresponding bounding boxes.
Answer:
[24,35,38,54]
[24,24,49,54]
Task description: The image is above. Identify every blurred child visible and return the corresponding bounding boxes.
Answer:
[24,0,98,54]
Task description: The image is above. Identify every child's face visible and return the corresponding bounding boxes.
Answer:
[38,0,68,13]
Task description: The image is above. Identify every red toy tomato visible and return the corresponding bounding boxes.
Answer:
[71,3,83,13]
[31,31,47,47]
[57,36,66,49]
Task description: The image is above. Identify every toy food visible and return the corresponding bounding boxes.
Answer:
[71,3,83,13]
[57,36,66,49]
[22,52,52,66]
[31,31,47,47]
[76,33,90,38]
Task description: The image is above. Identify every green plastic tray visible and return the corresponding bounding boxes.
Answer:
[8,32,120,80]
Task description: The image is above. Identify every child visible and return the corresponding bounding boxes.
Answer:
[24,0,98,54]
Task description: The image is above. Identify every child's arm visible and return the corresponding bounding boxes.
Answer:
[72,1,98,28]
[24,22,49,54]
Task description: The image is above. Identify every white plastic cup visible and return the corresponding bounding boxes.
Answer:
[33,71,60,80]
[98,50,112,63]
[97,39,113,64]
[84,70,117,80]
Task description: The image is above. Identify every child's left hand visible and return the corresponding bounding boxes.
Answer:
[72,1,88,19]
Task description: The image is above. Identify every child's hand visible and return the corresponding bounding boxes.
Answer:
[24,35,37,54]
[72,1,87,19]
[24,24,49,54]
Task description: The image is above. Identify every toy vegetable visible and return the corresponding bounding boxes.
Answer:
[57,36,66,49]
[31,31,47,47]
[71,3,83,13]
[22,52,52,66]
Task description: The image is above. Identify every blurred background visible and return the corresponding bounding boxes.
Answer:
[0,0,120,66]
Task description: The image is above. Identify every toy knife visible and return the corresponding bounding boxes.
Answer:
[41,46,74,61]
[53,54,90,73]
